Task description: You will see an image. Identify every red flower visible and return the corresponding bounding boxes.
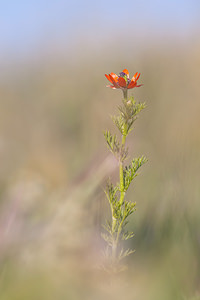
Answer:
[105,69,143,90]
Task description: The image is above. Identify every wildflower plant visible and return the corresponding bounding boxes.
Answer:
[102,69,147,271]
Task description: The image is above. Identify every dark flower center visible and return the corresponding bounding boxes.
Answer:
[120,72,128,77]
[119,72,131,85]
[119,72,125,77]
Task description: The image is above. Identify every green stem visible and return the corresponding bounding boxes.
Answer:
[111,88,128,263]
[116,214,126,247]
[111,215,117,261]
[123,89,128,100]
[119,89,128,205]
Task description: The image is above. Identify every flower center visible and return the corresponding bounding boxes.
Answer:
[119,72,126,77]
[119,72,131,85]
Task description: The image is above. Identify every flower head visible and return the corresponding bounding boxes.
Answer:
[105,69,143,90]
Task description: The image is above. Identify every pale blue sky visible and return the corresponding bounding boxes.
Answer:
[0,0,199,58]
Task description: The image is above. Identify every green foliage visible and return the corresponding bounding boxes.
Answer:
[104,130,128,161]
[101,232,112,246]
[112,115,125,135]
[104,182,121,221]
[124,200,137,219]
[117,97,146,135]
[104,130,120,156]
[104,181,118,207]
[123,156,147,192]
[118,248,135,261]
[122,231,135,241]
[102,182,137,257]
[102,91,147,271]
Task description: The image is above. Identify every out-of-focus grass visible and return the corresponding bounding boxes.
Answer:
[0,41,200,299]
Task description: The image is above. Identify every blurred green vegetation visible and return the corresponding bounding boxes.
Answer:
[0,41,200,300]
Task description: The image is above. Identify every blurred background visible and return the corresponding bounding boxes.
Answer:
[0,0,200,299]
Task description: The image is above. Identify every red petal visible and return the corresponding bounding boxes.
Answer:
[122,69,129,78]
[136,73,141,81]
[110,72,118,82]
[109,74,119,88]
[132,72,138,81]
[128,72,142,89]
[128,83,143,89]
[105,74,113,84]
[127,81,136,89]
[106,85,116,89]
[118,77,127,88]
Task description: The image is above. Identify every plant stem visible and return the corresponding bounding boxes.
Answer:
[119,89,128,205]
[111,88,128,263]
[123,88,128,100]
